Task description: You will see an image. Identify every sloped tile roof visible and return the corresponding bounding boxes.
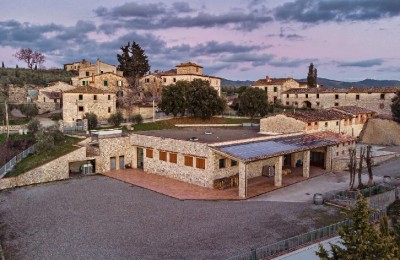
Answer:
[283,86,400,94]
[176,62,203,68]
[253,78,296,86]
[284,109,351,122]
[331,106,376,115]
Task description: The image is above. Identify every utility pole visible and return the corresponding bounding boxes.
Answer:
[5,101,9,138]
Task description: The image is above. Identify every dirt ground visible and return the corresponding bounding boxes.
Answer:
[0,176,341,260]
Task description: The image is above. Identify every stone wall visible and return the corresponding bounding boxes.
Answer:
[94,136,134,173]
[177,65,203,75]
[282,92,396,115]
[331,152,397,172]
[130,133,213,187]
[78,73,128,94]
[62,92,116,123]
[8,86,29,104]
[260,115,306,133]
[0,124,27,132]
[0,147,86,190]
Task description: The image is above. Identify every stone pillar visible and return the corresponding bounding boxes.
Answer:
[303,150,310,178]
[325,146,333,171]
[290,153,297,168]
[238,162,247,198]
[83,119,88,131]
[274,156,283,187]
[132,146,138,168]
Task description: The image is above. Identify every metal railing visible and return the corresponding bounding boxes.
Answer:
[226,211,386,260]
[63,125,84,132]
[0,144,36,178]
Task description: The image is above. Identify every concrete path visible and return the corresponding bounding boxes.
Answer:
[249,172,384,203]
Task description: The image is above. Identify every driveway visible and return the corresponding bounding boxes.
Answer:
[0,176,340,260]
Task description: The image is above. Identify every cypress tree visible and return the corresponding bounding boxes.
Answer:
[307,63,317,88]
[391,90,400,123]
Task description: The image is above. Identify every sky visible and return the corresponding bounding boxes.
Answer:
[1,0,400,81]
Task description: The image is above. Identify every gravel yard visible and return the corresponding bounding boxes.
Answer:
[0,175,340,260]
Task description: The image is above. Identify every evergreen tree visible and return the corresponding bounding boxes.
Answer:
[238,87,270,119]
[316,194,399,259]
[391,90,400,123]
[83,112,98,130]
[117,41,150,87]
[159,81,190,117]
[1,61,4,68]
[307,63,318,88]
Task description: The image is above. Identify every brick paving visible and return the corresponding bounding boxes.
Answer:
[102,166,326,200]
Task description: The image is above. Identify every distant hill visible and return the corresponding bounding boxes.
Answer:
[297,78,400,88]
[222,77,400,88]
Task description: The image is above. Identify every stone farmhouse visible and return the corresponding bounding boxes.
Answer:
[260,106,375,138]
[251,76,306,103]
[35,81,76,114]
[77,58,123,78]
[66,125,354,198]
[64,59,93,71]
[282,86,400,116]
[62,86,116,124]
[139,62,221,96]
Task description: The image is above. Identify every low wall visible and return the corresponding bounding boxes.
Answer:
[0,124,27,132]
[175,124,242,127]
[368,188,397,210]
[0,146,86,190]
[332,153,398,172]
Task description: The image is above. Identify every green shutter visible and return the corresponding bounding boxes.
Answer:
[274,86,277,92]
[104,80,108,86]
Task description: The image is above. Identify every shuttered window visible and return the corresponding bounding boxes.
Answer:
[196,158,206,169]
[159,151,167,161]
[169,153,177,164]
[184,156,193,167]
[146,149,153,158]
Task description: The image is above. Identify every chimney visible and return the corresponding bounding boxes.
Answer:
[266,75,271,82]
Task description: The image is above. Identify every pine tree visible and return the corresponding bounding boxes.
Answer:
[1,61,4,68]
[316,194,399,259]
[391,90,400,123]
[117,41,150,87]
[307,63,318,88]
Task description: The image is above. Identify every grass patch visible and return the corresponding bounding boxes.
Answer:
[133,117,257,131]
[8,118,30,125]
[5,136,81,178]
[0,133,34,144]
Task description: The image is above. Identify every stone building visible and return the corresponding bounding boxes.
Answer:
[139,62,221,96]
[62,86,116,124]
[36,81,76,114]
[64,59,93,71]
[82,127,354,198]
[251,76,306,103]
[282,86,400,115]
[260,106,375,137]
[72,72,128,95]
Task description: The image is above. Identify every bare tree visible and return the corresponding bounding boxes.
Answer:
[14,48,45,69]
[365,145,374,186]
[357,146,366,189]
[348,148,357,190]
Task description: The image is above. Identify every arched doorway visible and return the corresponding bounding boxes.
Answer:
[302,101,312,109]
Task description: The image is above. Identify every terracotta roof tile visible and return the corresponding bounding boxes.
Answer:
[283,86,400,94]
[284,109,351,122]
[330,106,376,115]
[252,78,297,86]
[176,62,203,68]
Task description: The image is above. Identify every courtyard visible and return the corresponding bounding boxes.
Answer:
[0,175,340,260]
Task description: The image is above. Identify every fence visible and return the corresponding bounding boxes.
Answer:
[226,211,386,260]
[0,144,36,178]
[63,125,84,133]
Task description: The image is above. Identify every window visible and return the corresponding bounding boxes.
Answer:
[335,102,339,106]
[117,80,123,87]
[316,102,320,106]
[100,70,104,74]
[273,86,278,92]
[219,159,226,169]
[82,81,86,86]
[184,156,193,167]
[108,95,111,100]
[379,103,385,109]
[173,78,176,82]
[286,94,289,98]
[307,122,312,126]
[169,153,177,164]
[380,94,385,100]
[286,102,289,106]
[108,107,111,113]
[305,94,308,98]
[145,78,150,83]
[231,160,238,167]
[196,158,206,169]
[79,94,83,100]
[314,122,318,126]
[146,149,153,158]
[159,151,167,161]
[336,121,339,126]
[325,122,328,127]
[335,94,339,99]
[163,78,166,83]
[85,71,89,76]
[316,94,320,99]
[43,97,46,102]
[356,94,360,100]
[104,80,108,86]
[78,106,84,112]
[94,95,97,100]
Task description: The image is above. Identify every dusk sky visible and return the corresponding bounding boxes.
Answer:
[1,0,400,81]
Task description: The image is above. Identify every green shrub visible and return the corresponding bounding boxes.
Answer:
[83,112,98,130]
[27,119,41,134]
[130,114,143,124]
[108,111,124,126]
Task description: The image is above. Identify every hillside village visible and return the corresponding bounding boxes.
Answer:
[1,56,400,259]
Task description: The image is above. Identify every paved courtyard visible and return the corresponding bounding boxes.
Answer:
[0,176,340,260]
